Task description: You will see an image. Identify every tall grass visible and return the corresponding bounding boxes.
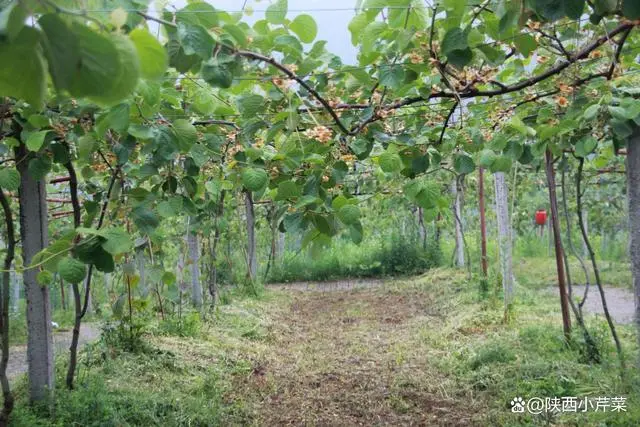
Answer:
[267,233,442,283]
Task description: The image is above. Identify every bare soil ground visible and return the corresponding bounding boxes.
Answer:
[232,282,481,426]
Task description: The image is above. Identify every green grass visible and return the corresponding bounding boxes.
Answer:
[9,263,640,426]
[267,233,442,283]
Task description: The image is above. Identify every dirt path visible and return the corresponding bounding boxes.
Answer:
[549,285,635,324]
[249,283,476,426]
[8,323,101,380]
[273,280,637,325]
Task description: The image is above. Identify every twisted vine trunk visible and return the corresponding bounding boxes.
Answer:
[245,191,257,281]
[16,143,54,402]
[628,128,640,367]
[452,178,465,267]
[0,189,15,423]
[494,172,513,316]
[187,217,202,309]
[545,150,572,339]
[577,158,623,370]
[209,191,225,309]
[478,168,488,279]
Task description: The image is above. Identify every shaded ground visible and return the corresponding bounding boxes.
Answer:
[8,323,100,380]
[549,285,635,324]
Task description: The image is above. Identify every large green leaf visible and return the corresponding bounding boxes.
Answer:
[623,0,640,18]
[379,152,402,173]
[453,153,475,174]
[172,119,198,151]
[266,0,288,24]
[575,136,598,158]
[58,257,87,284]
[242,168,268,191]
[26,130,48,152]
[101,228,134,255]
[337,204,361,225]
[0,168,19,191]
[379,64,405,89]
[0,27,46,108]
[276,181,301,200]
[178,22,214,59]
[237,94,265,117]
[441,27,472,68]
[0,1,27,40]
[201,57,234,88]
[132,206,160,234]
[129,28,167,79]
[290,14,317,43]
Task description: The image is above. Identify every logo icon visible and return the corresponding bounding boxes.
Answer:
[511,397,525,413]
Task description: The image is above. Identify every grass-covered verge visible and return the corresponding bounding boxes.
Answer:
[514,257,632,290]
[267,233,442,283]
[10,266,640,426]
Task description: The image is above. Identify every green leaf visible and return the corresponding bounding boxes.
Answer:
[242,168,268,191]
[129,28,167,79]
[276,181,301,200]
[178,22,214,59]
[237,94,265,117]
[0,168,19,191]
[513,34,537,57]
[132,206,160,234]
[564,0,585,19]
[337,204,360,225]
[478,150,497,168]
[176,2,220,28]
[37,270,54,286]
[490,155,512,173]
[623,0,640,18]
[26,131,48,152]
[290,14,317,43]
[58,257,87,284]
[379,64,405,89]
[575,136,598,158]
[201,57,234,88]
[0,27,46,108]
[27,156,51,180]
[96,103,130,136]
[172,119,198,151]
[379,152,402,173]
[93,35,140,105]
[0,1,27,40]
[441,27,472,68]
[453,153,475,174]
[101,228,133,255]
[266,0,288,24]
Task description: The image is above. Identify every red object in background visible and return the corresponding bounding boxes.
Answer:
[535,209,547,226]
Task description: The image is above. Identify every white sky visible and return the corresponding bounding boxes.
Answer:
[166,0,359,63]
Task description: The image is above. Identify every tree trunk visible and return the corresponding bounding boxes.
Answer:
[245,191,257,281]
[494,172,514,315]
[0,189,15,422]
[626,129,640,366]
[545,150,572,339]
[209,191,225,309]
[10,270,18,314]
[135,249,147,298]
[187,218,202,309]
[478,167,488,279]
[277,232,285,258]
[452,178,465,267]
[16,144,54,402]
[417,207,427,250]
